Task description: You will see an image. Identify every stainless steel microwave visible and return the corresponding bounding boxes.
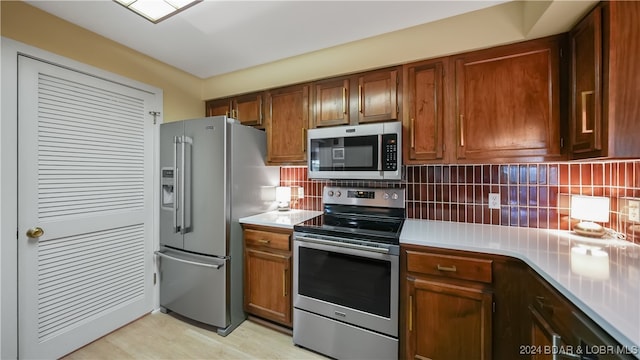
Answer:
[307,121,402,180]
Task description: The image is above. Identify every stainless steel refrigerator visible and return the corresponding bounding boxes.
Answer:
[156,116,279,335]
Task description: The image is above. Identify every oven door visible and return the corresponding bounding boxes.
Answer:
[293,234,399,337]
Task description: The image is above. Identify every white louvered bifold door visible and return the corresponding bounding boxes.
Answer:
[18,56,155,359]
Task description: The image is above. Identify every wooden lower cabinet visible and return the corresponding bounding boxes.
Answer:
[401,244,634,360]
[526,268,636,360]
[406,277,492,360]
[401,246,494,360]
[242,225,292,328]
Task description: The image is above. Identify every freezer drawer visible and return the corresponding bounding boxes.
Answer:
[157,248,228,328]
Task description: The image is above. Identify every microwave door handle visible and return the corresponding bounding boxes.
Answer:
[377,134,383,171]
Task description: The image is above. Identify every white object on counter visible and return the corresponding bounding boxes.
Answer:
[239,209,322,230]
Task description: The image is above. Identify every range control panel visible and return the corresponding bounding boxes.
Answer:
[323,186,404,209]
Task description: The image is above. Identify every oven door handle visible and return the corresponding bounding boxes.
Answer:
[295,235,390,254]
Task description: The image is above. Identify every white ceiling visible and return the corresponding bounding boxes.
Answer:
[25,0,508,79]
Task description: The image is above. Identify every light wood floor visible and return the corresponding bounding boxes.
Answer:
[62,312,328,359]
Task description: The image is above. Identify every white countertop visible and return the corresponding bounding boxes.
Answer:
[400,219,640,356]
[239,209,323,230]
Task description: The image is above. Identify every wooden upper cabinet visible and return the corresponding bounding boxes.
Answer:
[403,58,446,163]
[570,4,602,158]
[601,1,640,158]
[265,84,310,164]
[357,68,400,124]
[313,78,350,127]
[205,93,264,127]
[205,98,231,117]
[233,93,264,127]
[455,36,563,162]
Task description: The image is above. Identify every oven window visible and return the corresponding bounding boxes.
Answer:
[309,135,378,171]
[298,247,391,318]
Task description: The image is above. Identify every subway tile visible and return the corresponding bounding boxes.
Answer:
[509,165,519,184]
[538,164,548,185]
[474,166,483,183]
[548,164,559,185]
[467,166,477,183]
[442,166,451,183]
[450,185,459,203]
[501,207,510,226]
[520,165,529,184]
[490,208,500,225]
[528,186,538,206]
[441,204,451,222]
[581,163,593,186]
[593,163,604,186]
[500,165,509,184]
[569,163,581,186]
[528,209,539,228]
[518,186,528,205]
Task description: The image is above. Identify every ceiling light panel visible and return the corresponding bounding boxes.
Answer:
[114,0,202,23]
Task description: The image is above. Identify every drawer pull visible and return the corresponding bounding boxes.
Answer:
[436,264,457,272]
[258,239,270,244]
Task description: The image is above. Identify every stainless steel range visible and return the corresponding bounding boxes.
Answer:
[293,186,405,359]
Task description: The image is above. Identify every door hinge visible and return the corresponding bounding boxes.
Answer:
[149,111,161,125]
[493,301,496,313]
[153,272,157,285]
[560,137,565,148]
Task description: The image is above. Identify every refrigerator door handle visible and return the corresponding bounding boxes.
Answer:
[155,250,224,269]
[181,135,193,234]
[173,136,181,233]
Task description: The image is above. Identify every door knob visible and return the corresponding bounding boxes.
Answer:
[26,227,44,239]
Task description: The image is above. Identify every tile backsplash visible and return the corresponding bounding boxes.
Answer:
[280,160,640,244]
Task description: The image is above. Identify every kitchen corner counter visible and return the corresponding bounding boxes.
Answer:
[239,209,323,230]
[400,219,640,356]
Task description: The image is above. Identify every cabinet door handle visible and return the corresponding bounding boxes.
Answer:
[408,295,413,332]
[283,268,287,297]
[459,114,465,147]
[358,85,363,113]
[258,239,270,244]
[301,128,307,152]
[410,118,415,148]
[342,87,347,115]
[436,264,457,272]
[581,90,594,134]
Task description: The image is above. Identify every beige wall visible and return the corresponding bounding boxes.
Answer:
[1,1,203,122]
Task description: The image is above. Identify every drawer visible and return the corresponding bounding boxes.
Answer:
[244,228,290,251]
[406,250,493,283]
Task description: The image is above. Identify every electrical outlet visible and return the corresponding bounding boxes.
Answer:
[629,200,640,222]
[488,193,501,209]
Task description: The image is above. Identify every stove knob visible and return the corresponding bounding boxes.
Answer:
[336,191,342,197]
[327,190,334,197]
[383,193,390,200]
[392,193,399,200]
